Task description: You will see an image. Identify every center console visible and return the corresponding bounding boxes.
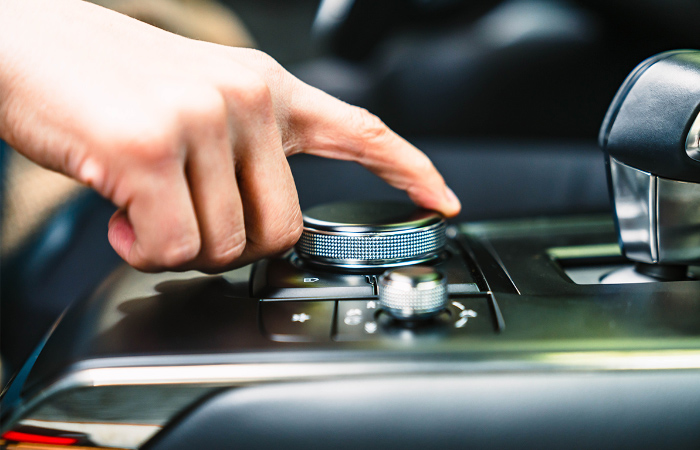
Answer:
[2,207,700,449]
[4,51,700,450]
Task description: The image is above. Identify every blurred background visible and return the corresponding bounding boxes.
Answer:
[4,0,700,382]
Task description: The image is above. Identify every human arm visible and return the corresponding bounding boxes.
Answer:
[0,0,460,273]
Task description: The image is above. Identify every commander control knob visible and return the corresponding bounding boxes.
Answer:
[378,267,448,320]
[295,201,446,270]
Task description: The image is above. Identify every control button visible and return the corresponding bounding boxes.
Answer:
[444,299,493,332]
[450,300,478,328]
[252,257,374,299]
[296,201,446,269]
[378,267,448,320]
[260,301,335,343]
[336,300,382,341]
[335,297,495,341]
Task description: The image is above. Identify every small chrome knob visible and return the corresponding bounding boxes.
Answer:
[295,201,446,270]
[378,267,448,320]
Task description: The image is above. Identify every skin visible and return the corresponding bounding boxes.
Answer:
[0,0,461,273]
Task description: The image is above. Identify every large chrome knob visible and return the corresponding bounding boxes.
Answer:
[295,201,446,270]
[378,266,448,320]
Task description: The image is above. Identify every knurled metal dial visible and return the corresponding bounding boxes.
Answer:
[378,266,448,320]
[295,201,446,269]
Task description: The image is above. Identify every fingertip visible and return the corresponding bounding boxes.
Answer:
[108,209,136,261]
[407,183,462,219]
[441,185,462,218]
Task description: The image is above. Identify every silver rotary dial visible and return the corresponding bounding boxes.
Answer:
[295,201,446,269]
[378,266,448,320]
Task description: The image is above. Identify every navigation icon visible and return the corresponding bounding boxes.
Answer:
[292,313,311,323]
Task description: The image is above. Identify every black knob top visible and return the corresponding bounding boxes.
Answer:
[600,50,700,183]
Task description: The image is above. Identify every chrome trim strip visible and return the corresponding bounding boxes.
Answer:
[300,219,445,237]
[10,351,700,427]
[297,221,446,267]
[685,110,700,162]
[650,171,659,262]
[609,158,658,263]
[6,350,700,449]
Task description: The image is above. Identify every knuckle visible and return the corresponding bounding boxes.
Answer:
[193,90,229,142]
[100,123,181,169]
[246,48,277,67]
[266,214,303,254]
[284,216,304,249]
[160,238,201,268]
[414,151,436,174]
[347,107,392,162]
[206,230,247,267]
[130,236,200,271]
[232,74,272,110]
[191,87,227,120]
[132,137,180,166]
[238,48,281,75]
[353,107,390,144]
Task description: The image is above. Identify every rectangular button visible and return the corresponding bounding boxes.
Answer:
[252,257,375,299]
[334,296,495,342]
[261,300,335,343]
[335,300,382,341]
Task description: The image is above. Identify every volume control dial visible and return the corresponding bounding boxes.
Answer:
[295,201,446,269]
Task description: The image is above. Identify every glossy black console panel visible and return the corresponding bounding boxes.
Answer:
[147,373,700,450]
[3,216,700,449]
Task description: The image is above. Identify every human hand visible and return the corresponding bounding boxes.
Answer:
[0,0,461,273]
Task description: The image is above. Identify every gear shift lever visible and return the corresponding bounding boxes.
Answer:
[600,50,700,281]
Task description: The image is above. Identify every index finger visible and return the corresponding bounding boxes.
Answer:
[285,83,461,217]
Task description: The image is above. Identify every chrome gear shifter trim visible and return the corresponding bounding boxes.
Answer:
[609,157,700,265]
[609,157,658,263]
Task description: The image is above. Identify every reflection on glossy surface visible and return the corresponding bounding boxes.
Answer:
[657,177,700,262]
[609,157,656,262]
[609,157,700,265]
[599,265,659,284]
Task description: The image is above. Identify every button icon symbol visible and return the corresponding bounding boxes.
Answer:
[455,309,477,328]
[292,313,311,323]
[344,308,363,326]
[364,321,378,334]
[303,277,319,283]
[366,301,377,309]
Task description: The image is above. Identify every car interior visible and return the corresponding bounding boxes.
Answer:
[3,0,700,448]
